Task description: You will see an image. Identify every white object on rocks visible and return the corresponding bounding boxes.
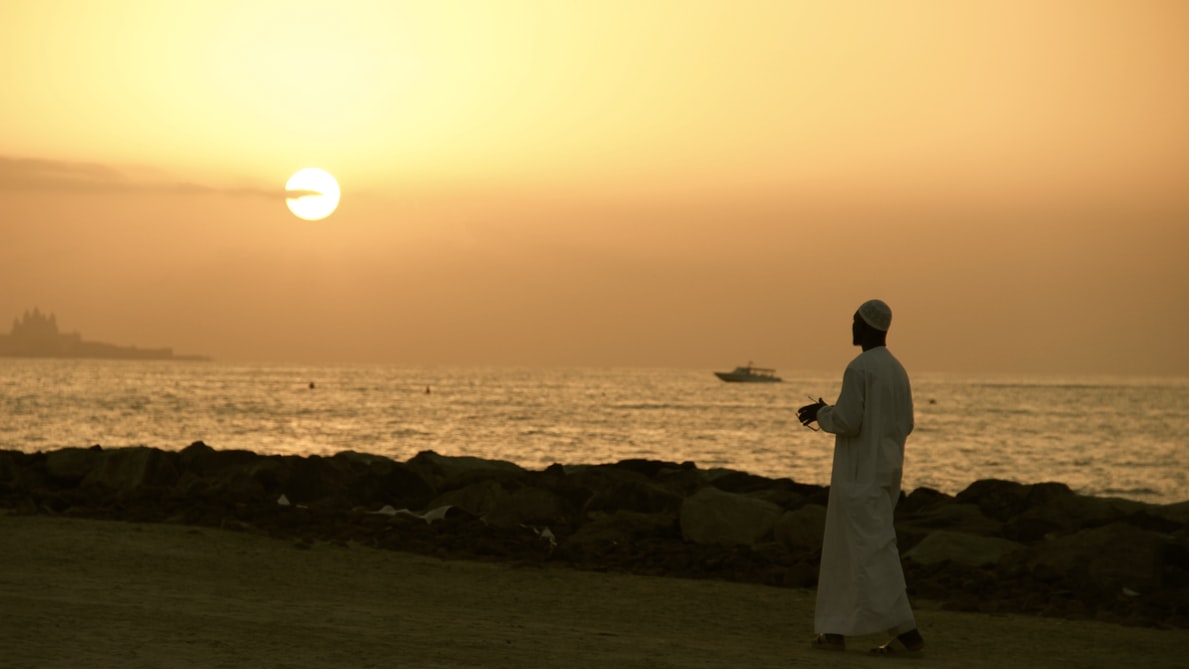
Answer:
[367,505,454,524]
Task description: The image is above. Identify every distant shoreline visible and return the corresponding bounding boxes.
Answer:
[0,351,211,362]
[1,308,210,361]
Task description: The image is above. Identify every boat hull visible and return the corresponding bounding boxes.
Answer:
[714,371,782,383]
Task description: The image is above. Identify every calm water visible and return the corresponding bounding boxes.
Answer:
[2,359,1186,504]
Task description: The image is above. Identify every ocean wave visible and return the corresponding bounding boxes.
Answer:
[1095,487,1161,498]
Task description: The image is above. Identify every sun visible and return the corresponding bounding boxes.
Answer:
[285,168,341,221]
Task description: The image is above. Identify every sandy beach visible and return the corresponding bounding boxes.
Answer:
[1,514,1184,669]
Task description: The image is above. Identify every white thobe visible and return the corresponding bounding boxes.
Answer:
[813,346,916,636]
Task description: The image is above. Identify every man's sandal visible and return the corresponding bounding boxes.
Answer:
[868,637,924,657]
[811,634,845,652]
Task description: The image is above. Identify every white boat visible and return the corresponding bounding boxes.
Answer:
[714,363,782,383]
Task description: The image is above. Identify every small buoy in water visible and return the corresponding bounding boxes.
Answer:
[309,382,316,389]
[425,386,431,394]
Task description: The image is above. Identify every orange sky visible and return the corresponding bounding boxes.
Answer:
[2,1,1187,375]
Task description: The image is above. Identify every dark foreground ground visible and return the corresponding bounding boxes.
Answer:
[3,514,1187,668]
[2,443,1187,631]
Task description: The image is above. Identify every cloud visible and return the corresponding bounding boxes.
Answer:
[0,156,127,191]
[0,156,312,197]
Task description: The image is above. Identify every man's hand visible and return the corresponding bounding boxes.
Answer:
[797,397,826,428]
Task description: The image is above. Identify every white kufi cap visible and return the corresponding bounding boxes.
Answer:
[858,299,892,331]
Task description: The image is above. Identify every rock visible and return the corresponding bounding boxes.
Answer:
[245,457,287,494]
[44,446,102,484]
[701,469,779,494]
[1159,500,1189,526]
[567,465,684,516]
[405,450,525,492]
[1027,522,1172,595]
[740,481,816,511]
[955,479,1075,522]
[332,450,393,467]
[178,442,262,477]
[179,440,215,459]
[201,458,281,501]
[679,486,782,546]
[1125,509,1185,534]
[607,458,690,479]
[1003,493,1158,541]
[351,460,436,509]
[0,451,41,494]
[487,485,574,529]
[83,446,179,493]
[902,530,1025,567]
[0,451,15,487]
[281,455,342,503]
[563,510,678,554]
[773,504,826,552]
[898,487,954,514]
[899,502,1003,537]
[651,466,704,499]
[429,480,509,521]
[698,470,824,506]
[427,478,573,529]
[1001,512,1066,543]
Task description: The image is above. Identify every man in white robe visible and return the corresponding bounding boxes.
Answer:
[797,299,924,656]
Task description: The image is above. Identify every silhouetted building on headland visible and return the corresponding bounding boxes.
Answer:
[0,308,209,361]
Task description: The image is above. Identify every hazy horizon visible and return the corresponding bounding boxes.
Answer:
[3,2,1187,376]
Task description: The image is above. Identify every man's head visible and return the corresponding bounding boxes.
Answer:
[852,299,891,348]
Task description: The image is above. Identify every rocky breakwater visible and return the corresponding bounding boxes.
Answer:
[1,443,1186,628]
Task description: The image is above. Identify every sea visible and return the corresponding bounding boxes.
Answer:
[2,359,1186,505]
